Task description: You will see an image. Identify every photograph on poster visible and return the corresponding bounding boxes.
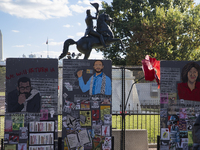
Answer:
[93,125,101,136]
[101,97,111,104]
[104,114,112,125]
[91,101,99,109]
[9,133,19,144]
[19,127,28,139]
[168,93,177,105]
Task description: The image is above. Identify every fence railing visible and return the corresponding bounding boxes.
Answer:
[0,105,160,145]
[112,103,160,144]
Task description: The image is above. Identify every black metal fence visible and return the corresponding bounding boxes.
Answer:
[0,65,161,148]
[112,102,160,144]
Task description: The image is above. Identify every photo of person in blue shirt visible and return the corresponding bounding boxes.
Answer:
[77,60,111,95]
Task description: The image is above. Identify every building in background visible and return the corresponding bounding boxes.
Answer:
[135,82,160,105]
[0,30,5,66]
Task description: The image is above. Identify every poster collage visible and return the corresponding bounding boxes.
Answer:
[5,58,58,150]
[160,61,200,150]
[62,59,112,150]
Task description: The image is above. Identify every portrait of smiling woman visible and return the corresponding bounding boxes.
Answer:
[177,62,200,101]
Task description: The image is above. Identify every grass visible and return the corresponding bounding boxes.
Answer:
[0,114,160,144]
[0,92,5,96]
[112,114,160,143]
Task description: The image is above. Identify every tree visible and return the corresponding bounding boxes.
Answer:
[99,0,200,65]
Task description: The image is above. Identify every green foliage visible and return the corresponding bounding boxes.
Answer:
[99,0,200,65]
[0,67,5,92]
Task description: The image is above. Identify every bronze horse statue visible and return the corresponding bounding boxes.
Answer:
[59,12,124,60]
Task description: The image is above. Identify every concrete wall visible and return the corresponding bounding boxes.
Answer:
[112,129,148,150]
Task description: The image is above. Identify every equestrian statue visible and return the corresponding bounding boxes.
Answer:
[59,2,124,60]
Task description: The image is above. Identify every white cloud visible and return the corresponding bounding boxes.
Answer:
[68,35,74,39]
[63,24,72,28]
[13,45,24,47]
[12,30,19,33]
[76,32,84,37]
[70,5,85,13]
[77,22,81,26]
[27,44,31,46]
[0,0,72,19]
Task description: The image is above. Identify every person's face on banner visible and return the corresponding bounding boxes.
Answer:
[93,61,104,73]
[187,67,198,83]
[17,81,31,98]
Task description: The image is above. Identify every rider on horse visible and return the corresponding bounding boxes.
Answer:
[58,3,124,60]
[84,7,107,48]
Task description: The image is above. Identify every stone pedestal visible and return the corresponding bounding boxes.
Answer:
[112,69,141,112]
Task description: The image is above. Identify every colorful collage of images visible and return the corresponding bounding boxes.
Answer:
[62,59,112,150]
[160,61,200,150]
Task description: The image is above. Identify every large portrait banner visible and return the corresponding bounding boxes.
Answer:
[62,59,112,150]
[5,58,58,150]
[160,61,200,150]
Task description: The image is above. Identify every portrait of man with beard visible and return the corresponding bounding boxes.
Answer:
[77,60,111,95]
[7,77,41,112]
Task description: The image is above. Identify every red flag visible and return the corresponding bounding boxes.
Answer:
[142,55,160,88]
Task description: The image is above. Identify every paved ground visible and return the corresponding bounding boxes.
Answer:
[148,148,157,150]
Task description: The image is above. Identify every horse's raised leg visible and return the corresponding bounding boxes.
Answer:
[59,39,76,60]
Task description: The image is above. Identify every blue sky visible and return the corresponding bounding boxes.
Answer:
[0,0,112,60]
[0,0,199,60]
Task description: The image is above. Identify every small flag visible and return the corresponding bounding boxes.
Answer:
[46,39,48,44]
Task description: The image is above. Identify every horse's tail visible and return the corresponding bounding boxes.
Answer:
[59,39,77,60]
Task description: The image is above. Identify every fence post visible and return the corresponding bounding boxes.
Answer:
[1,139,3,150]
[137,103,138,129]
[157,135,160,150]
